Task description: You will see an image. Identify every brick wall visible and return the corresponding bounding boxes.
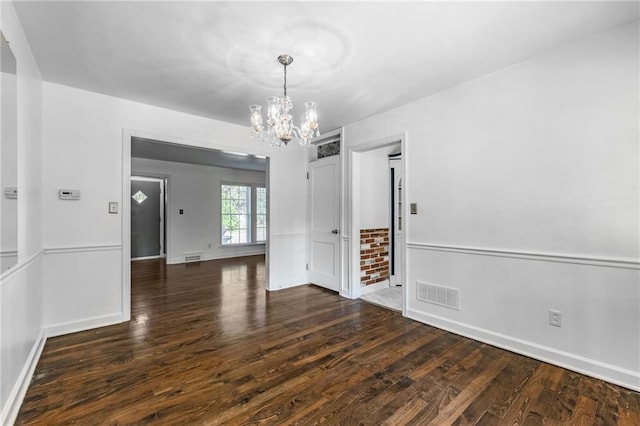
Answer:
[360,228,389,286]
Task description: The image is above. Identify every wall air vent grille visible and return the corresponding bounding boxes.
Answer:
[184,254,202,263]
[416,281,460,310]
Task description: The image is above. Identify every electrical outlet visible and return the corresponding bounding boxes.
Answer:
[208,243,212,249]
[549,309,562,327]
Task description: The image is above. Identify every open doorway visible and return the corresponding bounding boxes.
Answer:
[349,135,406,313]
[121,131,270,322]
[130,176,166,261]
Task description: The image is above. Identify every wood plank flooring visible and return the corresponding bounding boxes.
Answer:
[16,256,640,424]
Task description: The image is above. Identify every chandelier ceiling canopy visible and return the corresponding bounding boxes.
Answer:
[249,54,319,147]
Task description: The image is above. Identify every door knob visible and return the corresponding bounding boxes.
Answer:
[331,229,339,234]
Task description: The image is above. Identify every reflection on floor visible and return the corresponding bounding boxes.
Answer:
[360,285,402,311]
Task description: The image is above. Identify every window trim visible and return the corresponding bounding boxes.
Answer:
[254,186,267,243]
[220,182,267,247]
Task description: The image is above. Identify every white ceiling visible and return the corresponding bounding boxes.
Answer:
[14,1,639,132]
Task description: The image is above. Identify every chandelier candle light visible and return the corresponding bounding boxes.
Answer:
[250,54,320,147]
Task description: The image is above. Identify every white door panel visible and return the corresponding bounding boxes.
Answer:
[308,156,340,291]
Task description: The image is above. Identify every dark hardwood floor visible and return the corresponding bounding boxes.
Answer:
[16,255,640,425]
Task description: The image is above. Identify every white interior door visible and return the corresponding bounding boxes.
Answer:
[308,155,340,291]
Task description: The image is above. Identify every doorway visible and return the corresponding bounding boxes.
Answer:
[131,176,165,260]
[122,130,271,322]
[388,152,403,287]
[349,134,406,313]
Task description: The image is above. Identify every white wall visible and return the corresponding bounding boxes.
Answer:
[0,1,44,424]
[131,158,266,263]
[1,70,17,271]
[42,81,308,336]
[343,22,640,390]
[358,144,399,230]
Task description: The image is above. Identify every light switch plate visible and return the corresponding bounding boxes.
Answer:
[410,203,418,214]
[108,202,118,214]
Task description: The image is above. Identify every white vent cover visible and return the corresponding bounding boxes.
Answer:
[416,281,460,310]
[184,254,202,262]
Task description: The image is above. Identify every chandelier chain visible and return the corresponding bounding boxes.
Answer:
[283,63,287,97]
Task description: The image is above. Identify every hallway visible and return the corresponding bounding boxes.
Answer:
[15,256,640,424]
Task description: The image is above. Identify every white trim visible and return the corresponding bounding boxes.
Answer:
[1,330,46,426]
[219,242,266,249]
[273,233,305,239]
[359,279,390,295]
[168,250,265,265]
[311,128,342,146]
[131,254,165,261]
[45,313,124,338]
[267,280,307,291]
[43,244,122,255]
[0,249,43,284]
[406,242,639,270]
[130,176,163,182]
[123,129,132,322]
[265,158,271,291]
[406,307,640,392]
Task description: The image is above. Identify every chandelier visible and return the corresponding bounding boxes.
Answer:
[249,54,320,147]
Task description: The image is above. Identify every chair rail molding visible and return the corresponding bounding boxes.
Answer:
[43,244,123,255]
[406,242,639,270]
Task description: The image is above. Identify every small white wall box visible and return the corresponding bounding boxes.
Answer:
[3,187,17,199]
[58,189,81,200]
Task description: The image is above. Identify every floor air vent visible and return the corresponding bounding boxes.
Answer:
[416,281,459,310]
[184,254,202,263]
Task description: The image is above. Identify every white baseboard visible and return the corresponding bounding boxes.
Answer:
[45,312,124,338]
[406,307,640,392]
[1,330,47,426]
[267,281,307,291]
[360,279,390,295]
[167,250,265,265]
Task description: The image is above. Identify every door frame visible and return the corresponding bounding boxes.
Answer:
[121,129,271,322]
[130,176,166,260]
[348,133,407,314]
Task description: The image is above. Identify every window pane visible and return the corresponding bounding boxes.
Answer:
[221,184,251,245]
[256,187,267,242]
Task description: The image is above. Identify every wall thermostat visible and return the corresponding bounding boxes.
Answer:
[3,187,17,199]
[59,189,81,200]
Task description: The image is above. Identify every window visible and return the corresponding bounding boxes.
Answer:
[221,184,267,245]
[256,187,267,242]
